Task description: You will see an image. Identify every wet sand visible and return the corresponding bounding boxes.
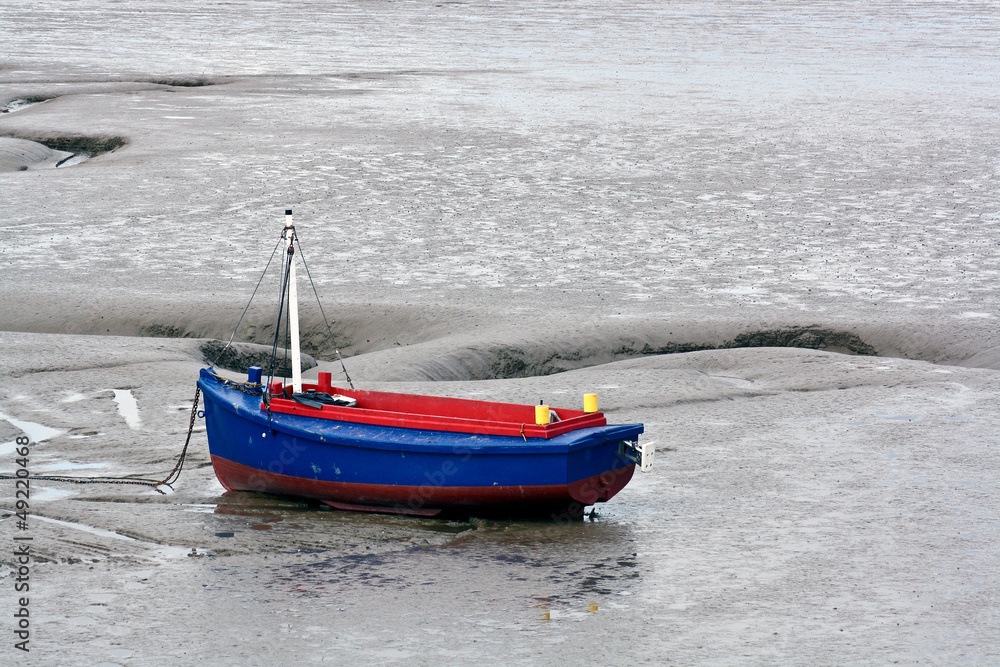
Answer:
[2,333,997,664]
[2,1,999,664]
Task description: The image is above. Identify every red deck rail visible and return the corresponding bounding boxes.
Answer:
[263,373,607,439]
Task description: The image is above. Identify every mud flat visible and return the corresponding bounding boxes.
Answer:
[1,331,998,664]
[2,0,999,663]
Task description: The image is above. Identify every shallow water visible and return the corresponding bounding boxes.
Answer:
[1,1,999,664]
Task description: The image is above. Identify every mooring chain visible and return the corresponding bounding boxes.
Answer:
[0,386,203,494]
[205,370,261,396]
[152,385,201,488]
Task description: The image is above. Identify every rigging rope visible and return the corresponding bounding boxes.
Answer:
[0,223,352,495]
[218,224,354,391]
[211,234,285,367]
[295,236,355,389]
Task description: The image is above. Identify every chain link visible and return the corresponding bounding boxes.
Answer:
[0,386,202,494]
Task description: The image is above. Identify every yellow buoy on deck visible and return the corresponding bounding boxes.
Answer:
[535,404,550,425]
[584,393,599,413]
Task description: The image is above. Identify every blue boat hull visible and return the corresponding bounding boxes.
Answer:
[199,369,644,517]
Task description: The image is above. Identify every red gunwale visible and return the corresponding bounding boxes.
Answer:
[262,374,607,439]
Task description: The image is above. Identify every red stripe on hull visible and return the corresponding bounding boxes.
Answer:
[210,455,635,517]
[568,464,636,505]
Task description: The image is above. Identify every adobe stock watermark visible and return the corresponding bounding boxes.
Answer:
[10,435,33,653]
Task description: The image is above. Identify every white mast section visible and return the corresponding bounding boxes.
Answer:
[285,210,303,393]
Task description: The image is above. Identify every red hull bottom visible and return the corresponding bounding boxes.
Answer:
[211,455,635,519]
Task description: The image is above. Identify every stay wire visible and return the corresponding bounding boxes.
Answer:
[0,228,344,495]
[211,234,285,367]
[294,237,354,389]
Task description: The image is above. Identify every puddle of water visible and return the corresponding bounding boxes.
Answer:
[56,154,90,168]
[32,487,76,501]
[32,515,189,560]
[34,515,137,543]
[0,99,45,113]
[35,460,107,471]
[710,375,755,389]
[112,389,142,429]
[64,616,97,626]
[181,504,218,514]
[0,410,65,443]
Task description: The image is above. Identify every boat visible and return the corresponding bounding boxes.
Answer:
[198,212,654,518]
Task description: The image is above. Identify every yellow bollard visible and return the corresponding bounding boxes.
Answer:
[583,393,599,413]
[535,404,550,425]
